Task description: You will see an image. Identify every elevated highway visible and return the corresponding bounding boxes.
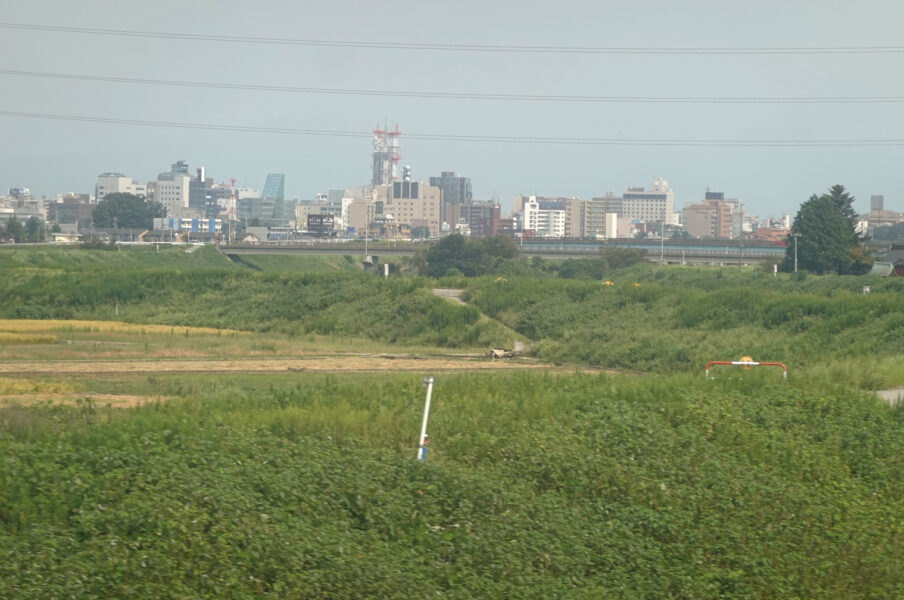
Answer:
[220,238,785,265]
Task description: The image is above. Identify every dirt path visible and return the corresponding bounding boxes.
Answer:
[0,354,566,376]
[432,288,534,354]
[432,288,466,305]
[0,393,158,408]
[877,387,904,407]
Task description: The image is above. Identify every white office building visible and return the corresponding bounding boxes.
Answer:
[620,178,677,225]
[522,197,566,238]
[95,173,147,203]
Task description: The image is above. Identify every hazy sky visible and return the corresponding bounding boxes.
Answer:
[2,0,903,217]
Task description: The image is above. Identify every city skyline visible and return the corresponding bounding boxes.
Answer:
[0,154,878,223]
[2,1,903,217]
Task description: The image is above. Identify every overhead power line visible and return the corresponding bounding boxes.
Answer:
[3,109,904,147]
[2,69,903,104]
[1,22,903,55]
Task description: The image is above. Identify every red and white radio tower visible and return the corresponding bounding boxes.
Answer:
[372,122,401,186]
[228,177,237,222]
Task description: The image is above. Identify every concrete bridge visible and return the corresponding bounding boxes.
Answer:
[219,239,785,266]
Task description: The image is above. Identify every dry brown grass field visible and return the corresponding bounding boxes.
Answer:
[0,318,570,407]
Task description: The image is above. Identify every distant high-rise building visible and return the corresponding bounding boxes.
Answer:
[373,180,441,237]
[562,197,583,238]
[585,196,612,238]
[95,173,147,203]
[189,167,210,212]
[621,179,676,225]
[155,162,193,218]
[263,173,293,226]
[429,171,472,225]
[513,195,582,238]
[456,201,500,237]
[204,182,233,220]
[682,191,743,239]
[520,196,566,238]
[262,173,285,202]
[238,174,291,226]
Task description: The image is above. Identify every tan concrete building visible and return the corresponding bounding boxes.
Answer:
[683,194,736,239]
[562,197,584,238]
[375,180,441,237]
[865,209,903,230]
[346,198,372,237]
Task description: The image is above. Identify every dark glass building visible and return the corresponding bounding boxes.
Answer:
[429,171,472,225]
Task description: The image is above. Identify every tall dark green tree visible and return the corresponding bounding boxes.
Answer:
[823,184,860,242]
[780,190,871,275]
[476,235,520,264]
[423,234,521,278]
[4,216,24,243]
[24,216,45,243]
[92,193,163,229]
[425,234,492,277]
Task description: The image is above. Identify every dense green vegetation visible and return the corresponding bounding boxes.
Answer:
[3,245,903,376]
[0,246,515,349]
[223,253,364,273]
[1,371,902,598]
[2,245,904,597]
[463,265,904,381]
[92,192,164,229]
[419,234,520,277]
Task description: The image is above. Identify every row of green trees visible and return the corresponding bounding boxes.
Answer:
[413,235,648,279]
[2,216,52,243]
[3,193,161,243]
[416,234,521,277]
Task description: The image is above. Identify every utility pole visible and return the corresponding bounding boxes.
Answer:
[364,200,370,259]
[791,233,800,273]
[660,222,665,265]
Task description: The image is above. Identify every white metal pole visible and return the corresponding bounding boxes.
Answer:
[417,376,434,461]
[792,233,799,273]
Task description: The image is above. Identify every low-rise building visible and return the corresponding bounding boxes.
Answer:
[864,209,903,232]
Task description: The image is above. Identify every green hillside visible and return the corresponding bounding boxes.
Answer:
[0,244,232,270]
[463,268,904,383]
[0,247,515,349]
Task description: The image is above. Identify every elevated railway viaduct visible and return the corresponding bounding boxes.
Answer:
[220,239,785,266]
